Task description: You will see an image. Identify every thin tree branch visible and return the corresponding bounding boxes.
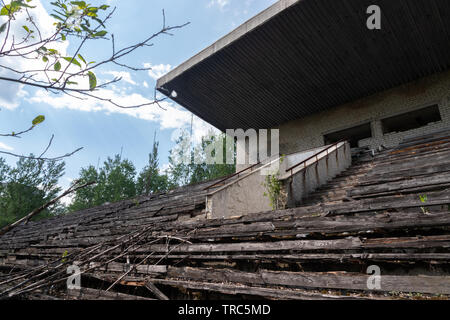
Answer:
[0,8,189,110]
[0,147,83,161]
[38,134,54,158]
[0,125,34,138]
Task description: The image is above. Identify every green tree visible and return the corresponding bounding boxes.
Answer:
[0,158,11,226]
[189,133,236,184]
[69,155,137,211]
[136,139,172,195]
[0,156,65,227]
[66,165,99,211]
[68,131,236,212]
[167,130,192,187]
[0,158,9,186]
[168,130,236,187]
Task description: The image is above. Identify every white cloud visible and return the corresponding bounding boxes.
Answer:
[143,81,149,88]
[0,142,14,151]
[208,0,230,10]
[143,63,173,80]
[0,0,70,110]
[27,85,217,143]
[0,78,28,110]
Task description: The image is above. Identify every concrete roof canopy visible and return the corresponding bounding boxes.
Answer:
[157,0,450,131]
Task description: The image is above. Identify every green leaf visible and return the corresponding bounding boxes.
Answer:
[50,13,64,21]
[22,25,30,33]
[42,56,48,63]
[63,56,81,68]
[0,22,6,33]
[94,30,107,37]
[61,33,66,41]
[77,54,86,64]
[80,24,90,33]
[70,1,87,8]
[12,1,35,9]
[54,61,61,71]
[88,71,96,90]
[48,48,59,55]
[61,250,68,263]
[0,6,10,16]
[92,17,105,27]
[32,115,45,126]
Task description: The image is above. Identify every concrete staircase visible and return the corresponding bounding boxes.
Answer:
[206,142,351,219]
[303,128,450,208]
[302,152,374,205]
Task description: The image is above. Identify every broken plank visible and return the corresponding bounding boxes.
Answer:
[145,281,169,300]
[167,267,450,295]
[150,278,371,300]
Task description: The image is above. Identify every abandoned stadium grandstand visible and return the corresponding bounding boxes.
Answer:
[1,0,450,299]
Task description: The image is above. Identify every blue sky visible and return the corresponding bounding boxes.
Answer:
[0,0,276,189]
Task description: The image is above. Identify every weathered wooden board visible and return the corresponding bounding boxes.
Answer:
[166,267,450,294]
[66,287,154,300]
[1,133,450,300]
[150,278,370,300]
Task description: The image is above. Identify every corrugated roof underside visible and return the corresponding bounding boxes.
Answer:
[158,0,450,131]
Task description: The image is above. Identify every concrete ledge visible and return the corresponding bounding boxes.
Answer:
[157,0,301,87]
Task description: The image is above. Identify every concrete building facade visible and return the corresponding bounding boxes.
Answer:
[278,69,450,155]
[157,0,450,163]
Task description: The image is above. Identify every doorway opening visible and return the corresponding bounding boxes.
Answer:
[324,123,372,148]
[381,105,442,134]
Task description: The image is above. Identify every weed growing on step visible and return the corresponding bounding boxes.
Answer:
[61,250,69,263]
[263,156,287,210]
[419,194,430,214]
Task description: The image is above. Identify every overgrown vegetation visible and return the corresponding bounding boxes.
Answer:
[168,130,236,186]
[0,156,65,228]
[262,156,287,210]
[68,154,138,212]
[419,194,430,214]
[0,131,236,226]
[70,131,235,212]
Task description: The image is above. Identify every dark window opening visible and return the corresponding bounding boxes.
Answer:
[381,105,442,134]
[324,123,372,148]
